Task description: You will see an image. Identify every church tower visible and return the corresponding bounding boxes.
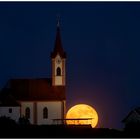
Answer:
[51,20,66,86]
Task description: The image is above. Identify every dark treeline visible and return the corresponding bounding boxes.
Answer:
[0,116,140,138]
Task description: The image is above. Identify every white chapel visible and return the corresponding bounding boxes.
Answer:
[0,20,66,125]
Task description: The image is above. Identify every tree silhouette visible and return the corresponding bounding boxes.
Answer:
[0,116,17,127]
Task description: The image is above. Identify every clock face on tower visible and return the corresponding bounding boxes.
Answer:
[56,57,61,64]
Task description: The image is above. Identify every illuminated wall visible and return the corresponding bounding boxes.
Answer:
[20,101,64,125]
[20,102,34,124]
[52,54,66,86]
[37,101,63,125]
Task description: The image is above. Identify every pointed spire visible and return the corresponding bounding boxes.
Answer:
[51,17,66,58]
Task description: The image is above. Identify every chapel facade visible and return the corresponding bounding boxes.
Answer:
[0,20,66,125]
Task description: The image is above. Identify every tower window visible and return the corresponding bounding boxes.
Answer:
[25,107,30,119]
[57,67,61,76]
[9,108,12,113]
[43,107,48,119]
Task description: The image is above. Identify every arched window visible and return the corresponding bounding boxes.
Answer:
[43,107,48,119]
[25,107,30,119]
[57,67,61,76]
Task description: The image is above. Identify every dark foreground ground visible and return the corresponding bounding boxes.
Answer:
[0,124,140,138]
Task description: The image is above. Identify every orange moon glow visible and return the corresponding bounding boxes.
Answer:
[66,104,98,128]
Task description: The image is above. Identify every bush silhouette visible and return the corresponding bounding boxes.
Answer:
[18,116,30,125]
[0,116,17,127]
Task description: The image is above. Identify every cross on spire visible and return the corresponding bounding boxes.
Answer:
[57,15,60,27]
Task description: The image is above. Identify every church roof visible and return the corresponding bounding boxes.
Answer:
[0,89,20,107]
[51,21,66,58]
[1,78,66,101]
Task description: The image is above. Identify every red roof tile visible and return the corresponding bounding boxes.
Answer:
[0,89,20,106]
[5,78,66,101]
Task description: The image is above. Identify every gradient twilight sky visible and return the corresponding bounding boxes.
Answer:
[0,2,140,129]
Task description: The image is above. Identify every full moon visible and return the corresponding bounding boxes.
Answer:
[66,104,98,128]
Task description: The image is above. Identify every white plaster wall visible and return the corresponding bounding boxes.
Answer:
[37,101,62,125]
[55,76,62,85]
[55,55,62,75]
[20,102,34,124]
[52,54,66,86]
[54,55,63,85]
[0,107,20,122]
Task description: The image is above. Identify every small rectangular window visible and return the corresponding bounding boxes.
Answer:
[9,108,12,113]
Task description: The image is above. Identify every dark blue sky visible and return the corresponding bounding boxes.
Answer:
[0,2,140,129]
